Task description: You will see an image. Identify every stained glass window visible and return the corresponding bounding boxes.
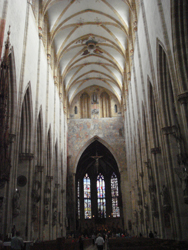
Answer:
[111,173,120,217]
[97,173,106,218]
[83,174,91,219]
[77,180,80,219]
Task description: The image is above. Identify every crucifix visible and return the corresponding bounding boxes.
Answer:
[91,152,103,173]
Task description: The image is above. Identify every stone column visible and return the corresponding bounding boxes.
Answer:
[161,125,182,239]
[36,165,44,240]
[178,92,188,145]
[43,175,53,240]
[14,153,34,239]
[150,147,165,238]
[105,176,112,219]
[120,169,131,231]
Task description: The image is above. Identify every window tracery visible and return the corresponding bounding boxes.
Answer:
[83,174,91,219]
[111,173,120,217]
[97,173,106,218]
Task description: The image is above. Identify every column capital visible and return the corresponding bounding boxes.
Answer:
[47,54,51,63]
[38,27,43,39]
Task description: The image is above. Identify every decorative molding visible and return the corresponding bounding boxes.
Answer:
[149,184,156,193]
[163,204,171,214]
[17,175,27,187]
[152,211,159,218]
[178,91,188,104]
[38,27,43,39]
[19,153,34,161]
[151,147,161,154]
[61,189,65,194]
[36,165,44,172]
[139,172,144,178]
[9,134,16,143]
[46,175,53,181]
[162,125,177,135]
[144,161,150,168]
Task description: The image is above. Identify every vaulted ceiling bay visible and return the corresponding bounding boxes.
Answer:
[43,0,138,109]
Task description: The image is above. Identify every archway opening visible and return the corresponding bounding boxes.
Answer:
[76,140,124,235]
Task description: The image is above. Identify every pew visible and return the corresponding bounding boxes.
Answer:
[108,237,188,250]
[30,237,92,250]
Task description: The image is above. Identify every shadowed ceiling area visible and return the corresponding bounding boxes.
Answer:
[44,0,133,105]
[76,140,119,179]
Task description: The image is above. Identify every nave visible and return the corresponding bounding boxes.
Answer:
[0,0,188,243]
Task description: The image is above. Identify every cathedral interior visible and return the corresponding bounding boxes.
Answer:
[0,0,188,242]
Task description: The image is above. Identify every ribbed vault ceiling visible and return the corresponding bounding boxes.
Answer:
[44,0,132,104]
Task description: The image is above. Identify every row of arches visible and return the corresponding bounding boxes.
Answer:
[126,35,188,240]
[0,45,65,240]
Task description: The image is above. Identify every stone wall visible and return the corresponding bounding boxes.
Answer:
[68,117,126,173]
[0,1,66,241]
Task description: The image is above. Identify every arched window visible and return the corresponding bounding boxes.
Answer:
[97,173,106,218]
[114,104,118,113]
[83,174,91,219]
[77,180,80,219]
[74,106,78,114]
[111,173,120,217]
[80,93,90,118]
[100,92,111,118]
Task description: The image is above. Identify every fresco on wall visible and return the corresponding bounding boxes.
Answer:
[68,117,126,172]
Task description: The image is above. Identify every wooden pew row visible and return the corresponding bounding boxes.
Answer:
[30,238,92,250]
[108,237,188,250]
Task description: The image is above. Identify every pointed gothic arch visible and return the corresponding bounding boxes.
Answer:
[171,0,188,92]
[54,140,58,184]
[80,92,90,118]
[148,80,160,148]
[157,42,177,127]
[37,107,43,166]
[19,83,33,154]
[73,136,121,174]
[8,47,17,134]
[47,126,52,176]
[75,139,122,229]
[0,46,17,180]
[100,91,111,118]
[141,103,149,159]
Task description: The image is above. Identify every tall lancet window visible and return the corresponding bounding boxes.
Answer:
[97,173,106,218]
[77,180,80,219]
[83,174,91,219]
[111,173,120,217]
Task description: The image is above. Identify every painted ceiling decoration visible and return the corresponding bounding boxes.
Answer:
[42,0,137,106]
